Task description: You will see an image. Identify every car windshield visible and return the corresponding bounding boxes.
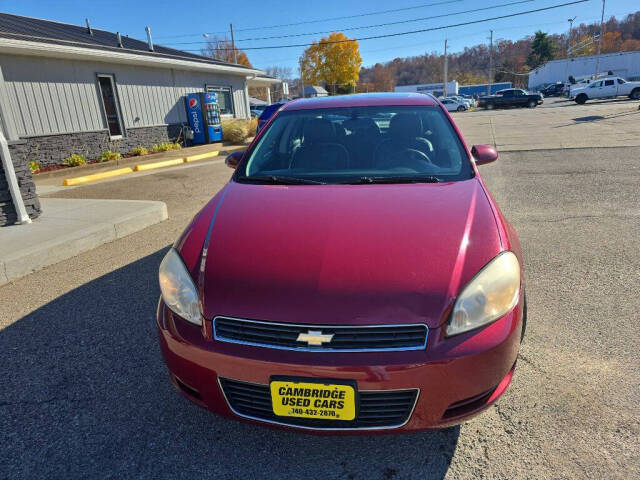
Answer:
[236,105,473,184]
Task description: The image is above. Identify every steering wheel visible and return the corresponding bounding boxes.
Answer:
[375,145,434,171]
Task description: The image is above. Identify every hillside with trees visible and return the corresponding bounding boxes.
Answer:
[359,11,640,90]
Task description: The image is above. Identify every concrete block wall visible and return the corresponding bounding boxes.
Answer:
[0,148,41,226]
[9,124,184,167]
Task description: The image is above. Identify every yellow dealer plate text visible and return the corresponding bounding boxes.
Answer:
[270,380,356,421]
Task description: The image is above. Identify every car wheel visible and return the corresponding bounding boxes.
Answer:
[631,89,640,100]
[527,100,537,108]
[486,103,494,110]
[575,94,587,104]
[457,105,464,112]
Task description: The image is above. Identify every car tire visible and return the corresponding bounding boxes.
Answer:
[486,103,494,110]
[630,89,640,100]
[457,105,464,112]
[575,94,587,104]
[527,100,537,108]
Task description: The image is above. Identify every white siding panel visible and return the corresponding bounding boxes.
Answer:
[0,53,252,137]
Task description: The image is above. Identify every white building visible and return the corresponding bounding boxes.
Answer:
[394,81,459,96]
[528,50,640,88]
[0,12,280,166]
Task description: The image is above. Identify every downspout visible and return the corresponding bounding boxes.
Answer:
[246,74,256,119]
[0,131,31,224]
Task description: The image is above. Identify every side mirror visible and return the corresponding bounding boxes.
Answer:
[471,145,498,166]
[225,150,244,169]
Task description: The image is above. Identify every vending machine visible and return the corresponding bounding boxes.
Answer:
[184,92,223,144]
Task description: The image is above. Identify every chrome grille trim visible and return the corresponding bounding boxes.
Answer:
[218,377,420,431]
[212,316,428,352]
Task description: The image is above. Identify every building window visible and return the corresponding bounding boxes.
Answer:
[97,74,124,137]
[206,85,234,116]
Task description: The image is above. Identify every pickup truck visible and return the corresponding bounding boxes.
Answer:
[477,89,544,110]
[571,77,640,104]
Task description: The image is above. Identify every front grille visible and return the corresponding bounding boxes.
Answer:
[213,316,428,352]
[219,378,419,430]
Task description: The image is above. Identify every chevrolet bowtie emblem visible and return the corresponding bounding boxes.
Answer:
[296,330,334,346]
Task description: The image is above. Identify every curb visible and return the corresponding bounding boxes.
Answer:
[0,199,168,287]
[60,148,246,186]
[62,167,133,186]
[134,158,184,172]
[184,151,219,163]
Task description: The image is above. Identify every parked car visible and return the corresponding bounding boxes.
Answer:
[541,83,564,97]
[157,92,525,433]
[571,77,640,104]
[448,95,472,108]
[460,94,477,107]
[477,89,543,109]
[257,102,284,132]
[250,107,265,118]
[440,97,467,112]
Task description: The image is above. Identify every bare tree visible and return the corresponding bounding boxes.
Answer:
[201,37,252,67]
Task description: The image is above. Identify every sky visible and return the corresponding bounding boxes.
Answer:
[0,0,637,73]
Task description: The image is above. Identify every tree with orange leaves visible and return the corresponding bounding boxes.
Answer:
[299,32,362,93]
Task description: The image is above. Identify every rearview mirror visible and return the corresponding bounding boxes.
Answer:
[225,150,244,169]
[471,145,498,166]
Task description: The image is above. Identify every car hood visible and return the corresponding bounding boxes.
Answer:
[192,179,502,328]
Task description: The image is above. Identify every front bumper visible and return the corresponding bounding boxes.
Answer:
[157,298,522,433]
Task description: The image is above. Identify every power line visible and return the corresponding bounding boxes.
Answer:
[250,11,624,70]
[154,0,464,39]
[166,0,535,45]
[180,0,590,52]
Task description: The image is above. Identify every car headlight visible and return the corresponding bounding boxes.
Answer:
[446,251,520,337]
[159,248,202,326]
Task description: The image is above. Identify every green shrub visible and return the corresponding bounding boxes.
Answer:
[222,119,252,144]
[150,142,182,153]
[62,153,87,167]
[130,146,149,156]
[100,150,121,162]
[29,161,41,173]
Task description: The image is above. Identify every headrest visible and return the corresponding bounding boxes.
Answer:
[303,118,336,143]
[343,118,380,135]
[389,113,422,138]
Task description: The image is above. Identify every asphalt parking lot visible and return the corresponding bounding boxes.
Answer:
[456,96,640,151]
[1,101,639,479]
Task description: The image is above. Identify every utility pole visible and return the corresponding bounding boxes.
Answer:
[594,0,606,79]
[443,39,448,97]
[488,30,493,96]
[230,23,238,64]
[565,17,576,83]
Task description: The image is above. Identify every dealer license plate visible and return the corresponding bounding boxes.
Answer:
[270,379,356,421]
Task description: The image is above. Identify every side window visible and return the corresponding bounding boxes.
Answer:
[502,90,513,97]
[617,78,625,84]
[589,81,602,88]
[604,80,614,86]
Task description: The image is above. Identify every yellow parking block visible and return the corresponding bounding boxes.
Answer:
[134,158,184,172]
[183,151,220,163]
[62,167,133,186]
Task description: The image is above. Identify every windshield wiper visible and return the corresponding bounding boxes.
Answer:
[347,175,442,184]
[236,175,326,185]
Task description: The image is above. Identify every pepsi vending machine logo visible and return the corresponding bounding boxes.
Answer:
[188,97,201,134]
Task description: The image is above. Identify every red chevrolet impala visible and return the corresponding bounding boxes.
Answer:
[157,93,526,433]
